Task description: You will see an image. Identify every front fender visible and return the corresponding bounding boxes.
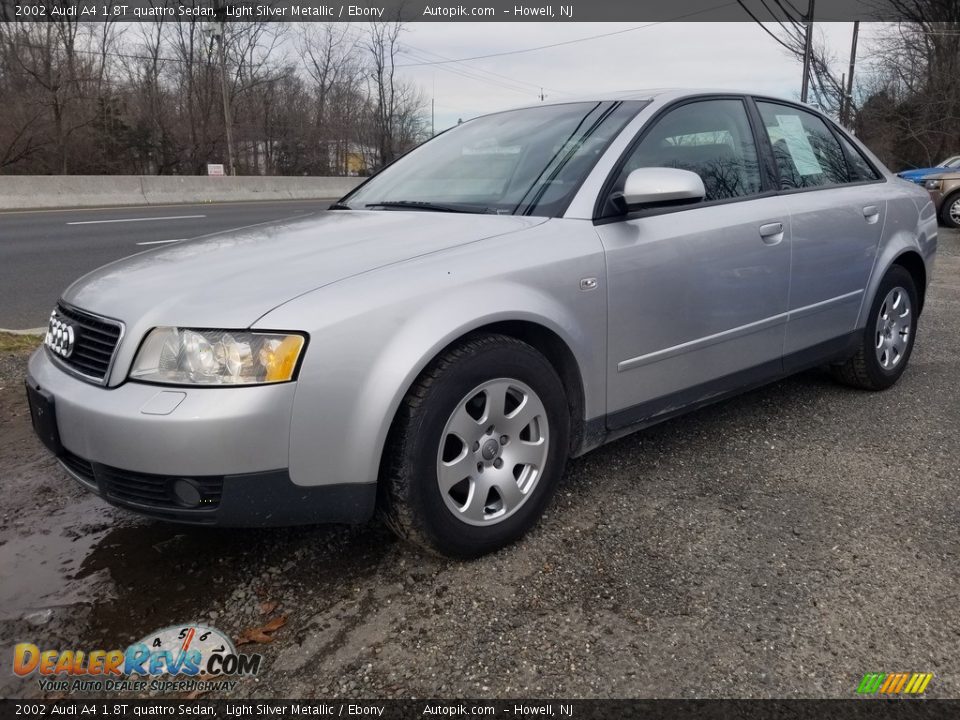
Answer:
[257,219,606,493]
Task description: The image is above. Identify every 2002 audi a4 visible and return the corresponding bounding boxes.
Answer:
[27,90,937,557]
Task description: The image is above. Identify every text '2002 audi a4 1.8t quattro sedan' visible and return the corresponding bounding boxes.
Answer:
[27,90,937,558]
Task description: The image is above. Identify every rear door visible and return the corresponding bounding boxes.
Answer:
[753,100,886,359]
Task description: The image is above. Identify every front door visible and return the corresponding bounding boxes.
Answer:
[594,98,792,427]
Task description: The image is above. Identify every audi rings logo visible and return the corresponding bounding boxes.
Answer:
[45,311,76,359]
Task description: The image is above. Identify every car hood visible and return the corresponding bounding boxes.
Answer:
[898,167,946,179]
[63,210,546,329]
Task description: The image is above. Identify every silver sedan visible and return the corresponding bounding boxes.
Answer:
[27,89,938,558]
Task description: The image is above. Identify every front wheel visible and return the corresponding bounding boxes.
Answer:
[380,333,569,559]
[831,265,919,390]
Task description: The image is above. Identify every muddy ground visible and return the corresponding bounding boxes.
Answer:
[1,229,958,700]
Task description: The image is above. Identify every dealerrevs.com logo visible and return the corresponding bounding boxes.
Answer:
[13,624,262,694]
[856,672,934,696]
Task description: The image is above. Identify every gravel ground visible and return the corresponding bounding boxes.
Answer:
[1,228,958,700]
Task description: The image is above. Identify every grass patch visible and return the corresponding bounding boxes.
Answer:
[0,332,42,353]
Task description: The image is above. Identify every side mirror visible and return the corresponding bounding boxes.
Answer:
[617,167,706,212]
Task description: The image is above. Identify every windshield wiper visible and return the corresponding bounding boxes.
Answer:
[329,202,352,210]
[364,200,491,214]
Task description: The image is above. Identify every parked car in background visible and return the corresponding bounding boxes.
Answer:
[898,155,960,184]
[925,171,960,228]
[27,89,938,558]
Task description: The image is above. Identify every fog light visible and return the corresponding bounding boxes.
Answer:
[171,478,202,508]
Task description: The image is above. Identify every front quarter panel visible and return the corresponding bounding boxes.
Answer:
[257,218,607,489]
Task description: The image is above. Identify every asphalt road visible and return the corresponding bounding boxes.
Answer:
[0,199,337,330]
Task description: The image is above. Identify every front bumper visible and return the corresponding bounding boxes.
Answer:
[26,349,375,525]
[928,187,948,213]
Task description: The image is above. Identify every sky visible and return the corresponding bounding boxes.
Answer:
[391,22,875,131]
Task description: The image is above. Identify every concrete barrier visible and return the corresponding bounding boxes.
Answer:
[0,175,363,210]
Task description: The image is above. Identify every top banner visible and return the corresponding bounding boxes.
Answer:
[0,0,920,23]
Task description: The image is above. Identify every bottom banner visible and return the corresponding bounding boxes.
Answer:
[2,699,959,720]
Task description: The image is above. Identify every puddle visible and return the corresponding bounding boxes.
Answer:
[0,491,243,632]
[0,442,396,659]
[0,496,115,621]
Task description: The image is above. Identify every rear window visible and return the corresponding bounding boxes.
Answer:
[836,132,881,182]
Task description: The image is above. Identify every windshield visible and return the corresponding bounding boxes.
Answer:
[944,156,960,167]
[340,101,643,216]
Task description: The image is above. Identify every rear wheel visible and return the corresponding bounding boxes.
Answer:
[940,191,960,229]
[380,334,569,558]
[831,265,918,390]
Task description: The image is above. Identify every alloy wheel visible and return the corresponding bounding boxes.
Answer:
[874,286,912,371]
[436,378,549,526]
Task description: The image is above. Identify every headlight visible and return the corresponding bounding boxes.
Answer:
[925,179,942,190]
[130,327,306,385]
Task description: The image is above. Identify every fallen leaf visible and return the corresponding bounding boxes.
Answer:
[259,601,278,615]
[236,614,287,646]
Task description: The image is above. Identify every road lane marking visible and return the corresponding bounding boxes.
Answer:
[136,238,185,246]
[67,215,205,225]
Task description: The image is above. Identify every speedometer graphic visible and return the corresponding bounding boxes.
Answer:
[127,624,237,676]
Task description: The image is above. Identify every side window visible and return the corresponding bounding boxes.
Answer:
[836,132,882,182]
[615,99,762,203]
[756,101,850,189]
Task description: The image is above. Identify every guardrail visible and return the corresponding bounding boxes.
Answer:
[0,175,363,210]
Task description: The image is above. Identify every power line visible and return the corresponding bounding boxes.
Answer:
[399,48,537,98]
[401,42,564,96]
[735,0,796,51]
[399,45,568,102]
[394,2,741,68]
[399,48,541,98]
[772,0,804,23]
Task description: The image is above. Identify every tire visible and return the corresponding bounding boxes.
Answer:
[380,333,569,559]
[940,191,960,229]
[831,265,919,390]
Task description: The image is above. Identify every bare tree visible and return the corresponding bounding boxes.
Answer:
[0,17,428,176]
[854,2,960,167]
[298,23,363,173]
[365,19,424,168]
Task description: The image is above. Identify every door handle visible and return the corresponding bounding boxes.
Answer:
[862,205,880,224]
[759,222,784,245]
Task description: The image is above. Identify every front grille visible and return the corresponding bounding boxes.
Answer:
[59,452,224,524]
[48,303,122,383]
[60,449,96,485]
[99,465,223,510]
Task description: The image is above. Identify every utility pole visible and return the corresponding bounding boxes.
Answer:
[210,0,236,176]
[800,0,815,103]
[217,23,236,176]
[843,21,860,127]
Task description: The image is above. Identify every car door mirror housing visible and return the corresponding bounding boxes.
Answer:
[615,167,706,213]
